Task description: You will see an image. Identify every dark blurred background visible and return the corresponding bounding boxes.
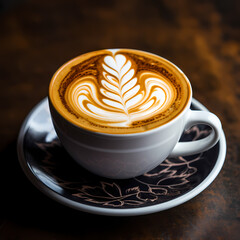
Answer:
[0,0,239,239]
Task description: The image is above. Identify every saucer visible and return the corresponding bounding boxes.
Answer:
[17,98,226,216]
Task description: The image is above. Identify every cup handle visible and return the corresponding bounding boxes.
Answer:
[169,110,222,157]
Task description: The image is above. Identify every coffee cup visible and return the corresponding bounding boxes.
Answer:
[48,49,222,179]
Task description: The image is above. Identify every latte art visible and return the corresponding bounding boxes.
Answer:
[50,49,191,134]
[66,52,176,127]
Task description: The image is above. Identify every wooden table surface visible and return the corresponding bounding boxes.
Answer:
[0,0,239,239]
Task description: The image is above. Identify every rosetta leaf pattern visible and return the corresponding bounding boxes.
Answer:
[101,54,138,116]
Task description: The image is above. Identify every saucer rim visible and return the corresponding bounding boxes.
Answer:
[17,97,226,216]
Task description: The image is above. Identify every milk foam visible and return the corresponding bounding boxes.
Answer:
[67,52,176,127]
[50,49,191,134]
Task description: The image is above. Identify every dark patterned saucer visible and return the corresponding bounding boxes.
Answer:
[17,98,226,216]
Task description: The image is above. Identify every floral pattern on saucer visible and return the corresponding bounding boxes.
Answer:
[23,100,219,209]
[71,151,205,207]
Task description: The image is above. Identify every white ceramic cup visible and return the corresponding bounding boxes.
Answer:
[49,56,222,179]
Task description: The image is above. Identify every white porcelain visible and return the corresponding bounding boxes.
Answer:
[49,57,222,179]
[17,98,226,216]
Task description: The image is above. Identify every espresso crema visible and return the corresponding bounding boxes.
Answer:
[49,49,191,134]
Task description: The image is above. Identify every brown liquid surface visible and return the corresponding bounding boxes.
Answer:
[49,49,191,134]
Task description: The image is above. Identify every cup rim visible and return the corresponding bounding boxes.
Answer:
[49,48,192,138]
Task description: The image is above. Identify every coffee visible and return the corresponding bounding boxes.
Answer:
[49,49,191,134]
